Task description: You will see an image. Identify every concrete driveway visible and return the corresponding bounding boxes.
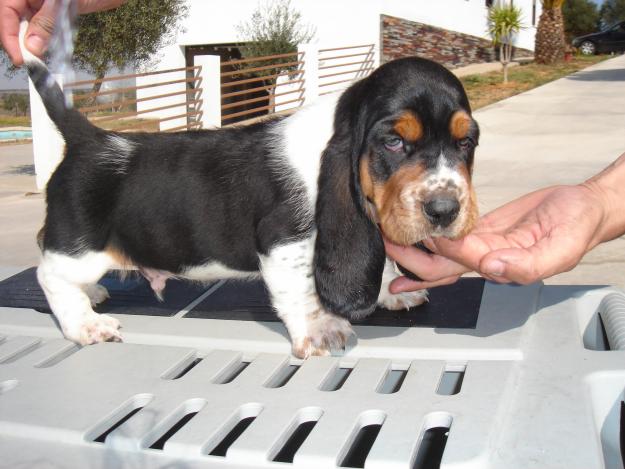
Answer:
[473,54,625,287]
[1,54,624,286]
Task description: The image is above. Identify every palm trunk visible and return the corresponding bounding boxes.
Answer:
[535,7,566,64]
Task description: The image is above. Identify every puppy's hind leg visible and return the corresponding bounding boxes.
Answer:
[377,258,428,310]
[37,251,121,345]
[260,239,354,359]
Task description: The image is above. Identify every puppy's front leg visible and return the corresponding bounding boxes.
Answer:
[260,239,353,359]
[377,258,428,310]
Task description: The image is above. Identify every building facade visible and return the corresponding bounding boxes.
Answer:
[136,0,540,129]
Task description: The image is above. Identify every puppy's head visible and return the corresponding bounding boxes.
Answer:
[357,59,479,245]
[314,57,478,318]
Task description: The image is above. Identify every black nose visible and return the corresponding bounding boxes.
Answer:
[423,197,460,227]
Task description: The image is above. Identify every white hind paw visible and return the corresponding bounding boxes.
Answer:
[63,313,122,345]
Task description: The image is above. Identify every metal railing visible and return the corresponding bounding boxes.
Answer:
[220,51,306,126]
[318,44,375,96]
[65,65,203,132]
[59,44,375,131]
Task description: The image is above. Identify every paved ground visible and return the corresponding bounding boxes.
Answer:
[473,54,625,287]
[1,54,624,287]
[0,143,43,268]
[452,60,520,77]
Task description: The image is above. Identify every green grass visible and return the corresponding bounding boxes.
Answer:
[462,54,609,110]
[0,115,30,127]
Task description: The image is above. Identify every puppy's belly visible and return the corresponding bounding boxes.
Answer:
[180,261,261,282]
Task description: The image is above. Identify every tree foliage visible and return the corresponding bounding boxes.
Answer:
[600,0,625,28]
[488,3,524,83]
[2,93,29,116]
[235,0,315,114]
[563,0,600,41]
[74,0,188,86]
[236,0,315,64]
[535,0,567,64]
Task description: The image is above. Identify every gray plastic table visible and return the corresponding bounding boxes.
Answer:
[0,266,623,469]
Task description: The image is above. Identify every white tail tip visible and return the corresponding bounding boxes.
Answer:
[19,19,45,66]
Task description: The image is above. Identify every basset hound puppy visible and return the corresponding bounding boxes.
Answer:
[22,24,478,358]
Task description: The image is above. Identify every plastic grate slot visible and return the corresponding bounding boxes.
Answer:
[213,360,250,384]
[320,366,353,391]
[273,420,318,463]
[209,416,257,457]
[150,411,199,450]
[93,407,144,443]
[0,340,42,364]
[436,366,466,396]
[412,427,450,469]
[169,358,203,380]
[377,368,408,394]
[271,408,323,463]
[597,312,612,351]
[34,344,80,368]
[265,363,300,388]
[339,423,383,468]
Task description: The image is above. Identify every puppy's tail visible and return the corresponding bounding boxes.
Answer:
[19,20,93,139]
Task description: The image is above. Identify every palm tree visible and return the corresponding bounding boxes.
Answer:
[488,3,525,83]
[535,0,567,64]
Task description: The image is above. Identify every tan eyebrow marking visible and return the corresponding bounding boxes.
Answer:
[393,111,423,141]
[450,110,471,139]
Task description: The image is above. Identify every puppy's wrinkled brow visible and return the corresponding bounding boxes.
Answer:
[394,111,422,141]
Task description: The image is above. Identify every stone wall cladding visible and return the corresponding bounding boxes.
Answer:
[381,14,531,68]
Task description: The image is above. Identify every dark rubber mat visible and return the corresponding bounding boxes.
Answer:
[185,278,484,329]
[0,267,209,317]
[0,268,484,327]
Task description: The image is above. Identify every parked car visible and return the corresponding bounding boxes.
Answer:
[572,21,625,55]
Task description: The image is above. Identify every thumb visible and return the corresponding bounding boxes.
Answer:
[25,2,58,57]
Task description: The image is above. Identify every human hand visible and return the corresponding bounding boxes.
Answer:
[385,177,624,292]
[0,0,126,65]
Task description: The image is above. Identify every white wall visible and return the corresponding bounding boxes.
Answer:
[165,0,539,64]
[138,0,540,125]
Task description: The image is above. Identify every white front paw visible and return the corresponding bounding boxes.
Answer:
[378,289,428,311]
[291,312,354,359]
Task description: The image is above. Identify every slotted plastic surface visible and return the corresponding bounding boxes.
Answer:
[0,265,624,469]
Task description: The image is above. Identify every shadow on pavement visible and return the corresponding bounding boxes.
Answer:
[567,68,625,82]
[3,164,35,175]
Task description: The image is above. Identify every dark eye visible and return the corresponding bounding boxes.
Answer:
[458,137,474,150]
[384,137,404,152]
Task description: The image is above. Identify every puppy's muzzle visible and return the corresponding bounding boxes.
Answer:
[422,195,460,228]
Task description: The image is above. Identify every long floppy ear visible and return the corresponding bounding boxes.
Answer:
[313,84,385,319]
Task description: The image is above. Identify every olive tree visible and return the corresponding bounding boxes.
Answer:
[73,0,188,95]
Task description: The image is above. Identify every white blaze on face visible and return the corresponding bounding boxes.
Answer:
[421,152,473,237]
[424,153,466,193]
